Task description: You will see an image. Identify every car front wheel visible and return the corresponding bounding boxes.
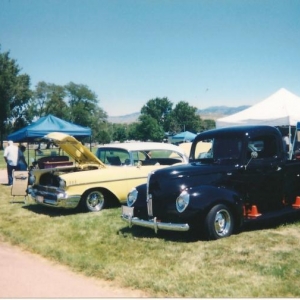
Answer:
[81,189,106,212]
[204,204,234,240]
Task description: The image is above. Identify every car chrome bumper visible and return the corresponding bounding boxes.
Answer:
[28,187,81,209]
[121,205,190,233]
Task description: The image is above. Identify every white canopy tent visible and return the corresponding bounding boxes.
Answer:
[216,88,300,159]
[216,88,300,128]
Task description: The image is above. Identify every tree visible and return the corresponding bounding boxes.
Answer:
[65,82,102,128]
[140,97,173,131]
[64,82,108,143]
[44,84,68,119]
[28,81,109,143]
[0,46,31,147]
[27,81,69,121]
[126,122,139,140]
[201,119,216,131]
[90,109,110,144]
[169,101,203,134]
[111,123,128,142]
[135,114,165,142]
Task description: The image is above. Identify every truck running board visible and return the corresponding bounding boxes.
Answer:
[244,196,300,220]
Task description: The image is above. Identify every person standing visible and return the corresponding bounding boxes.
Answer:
[3,141,19,186]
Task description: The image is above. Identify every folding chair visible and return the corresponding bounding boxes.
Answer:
[11,171,29,203]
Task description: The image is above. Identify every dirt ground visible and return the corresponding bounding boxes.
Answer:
[0,240,149,298]
[0,169,149,298]
[0,168,7,185]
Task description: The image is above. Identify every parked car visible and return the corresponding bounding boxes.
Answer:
[28,132,188,212]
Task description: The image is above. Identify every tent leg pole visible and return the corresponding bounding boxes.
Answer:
[27,140,30,166]
[289,126,292,159]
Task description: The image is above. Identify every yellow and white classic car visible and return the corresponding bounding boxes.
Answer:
[28,132,188,212]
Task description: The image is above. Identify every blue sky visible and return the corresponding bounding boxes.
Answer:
[1,0,300,116]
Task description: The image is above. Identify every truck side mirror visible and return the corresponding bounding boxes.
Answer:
[245,151,258,170]
[251,151,258,159]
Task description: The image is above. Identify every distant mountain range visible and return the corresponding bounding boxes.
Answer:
[107,105,250,124]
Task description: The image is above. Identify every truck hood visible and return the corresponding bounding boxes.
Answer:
[45,132,106,168]
[151,161,239,183]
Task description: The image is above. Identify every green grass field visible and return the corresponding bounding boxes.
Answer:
[1,177,300,297]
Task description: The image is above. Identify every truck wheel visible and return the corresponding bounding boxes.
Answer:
[82,189,106,212]
[204,204,234,240]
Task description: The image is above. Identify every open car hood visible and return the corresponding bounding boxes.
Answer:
[45,132,106,168]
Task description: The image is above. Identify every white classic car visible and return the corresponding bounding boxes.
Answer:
[28,132,188,212]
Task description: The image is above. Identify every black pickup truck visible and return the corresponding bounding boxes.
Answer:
[121,125,300,240]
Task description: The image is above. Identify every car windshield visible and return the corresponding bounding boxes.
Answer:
[96,148,130,165]
[96,148,184,166]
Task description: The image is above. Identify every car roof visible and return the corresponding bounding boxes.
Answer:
[97,142,185,154]
[195,125,280,141]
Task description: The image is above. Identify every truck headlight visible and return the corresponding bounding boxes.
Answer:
[176,190,190,213]
[127,188,138,207]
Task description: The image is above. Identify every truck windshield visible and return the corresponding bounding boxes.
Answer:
[195,137,242,163]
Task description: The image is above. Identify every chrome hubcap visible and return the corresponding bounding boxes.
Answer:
[87,191,104,210]
[214,209,231,236]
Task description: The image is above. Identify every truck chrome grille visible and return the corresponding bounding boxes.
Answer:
[147,194,153,216]
[147,172,154,216]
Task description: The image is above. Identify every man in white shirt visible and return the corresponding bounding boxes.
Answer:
[3,141,19,186]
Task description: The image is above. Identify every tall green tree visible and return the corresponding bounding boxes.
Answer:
[27,81,68,121]
[140,97,173,131]
[28,81,50,119]
[135,114,165,142]
[65,82,103,128]
[90,109,110,144]
[169,101,203,134]
[126,122,139,141]
[0,47,31,147]
[65,82,108,143]
[43,84,68,119]
[201,119,216,131]
[111,123,128,142]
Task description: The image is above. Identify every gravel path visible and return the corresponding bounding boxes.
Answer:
[0,168,7,184]
[0,240,149,298]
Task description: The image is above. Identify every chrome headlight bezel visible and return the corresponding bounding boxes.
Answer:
[127,188,138,207]
[176,190,190,213]
[59,178,66,189]
[28,173,36,185]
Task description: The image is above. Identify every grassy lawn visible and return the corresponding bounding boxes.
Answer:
[1,176,300,297]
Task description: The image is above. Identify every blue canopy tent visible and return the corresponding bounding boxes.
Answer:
[171,131,197,144]
[7,115,92,164]
[8,114,91,142]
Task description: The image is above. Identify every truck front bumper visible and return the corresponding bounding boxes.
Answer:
[121,205,190,233]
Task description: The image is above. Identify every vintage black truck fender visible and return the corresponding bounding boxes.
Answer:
[184,184,244,228]
[130,181,244,230]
